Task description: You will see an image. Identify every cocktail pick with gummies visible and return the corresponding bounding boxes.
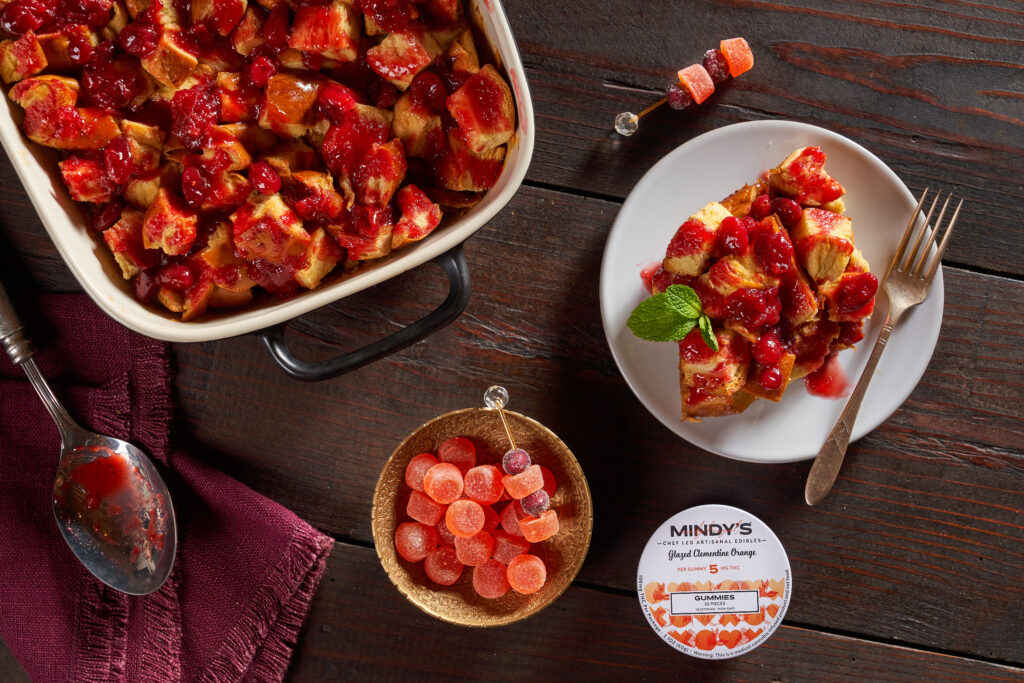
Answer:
[484,385,534,476]
[614,38,753,136]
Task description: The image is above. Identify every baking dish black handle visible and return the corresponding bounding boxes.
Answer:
[257,245,471,381]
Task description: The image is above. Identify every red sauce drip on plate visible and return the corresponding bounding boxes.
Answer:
[804,353,849,398]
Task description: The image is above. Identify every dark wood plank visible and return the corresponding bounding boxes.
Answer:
[286,541,1024,681]
[0,638,28,683]
[499,0,1024,275]
[160,187,1024,662]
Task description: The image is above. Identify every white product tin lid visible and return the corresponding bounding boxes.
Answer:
[637,504,792,659]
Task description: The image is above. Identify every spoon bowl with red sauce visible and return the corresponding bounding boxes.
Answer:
[0,280,176,595]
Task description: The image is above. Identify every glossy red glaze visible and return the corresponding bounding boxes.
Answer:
[804,353,849,398]
[667,218,713,258]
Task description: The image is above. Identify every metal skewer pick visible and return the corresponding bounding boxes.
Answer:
[483,385,516,450]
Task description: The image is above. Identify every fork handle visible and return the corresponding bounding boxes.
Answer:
[805,317,895,506]
[0,277,34,366]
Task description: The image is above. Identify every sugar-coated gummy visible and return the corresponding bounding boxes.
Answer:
[404,453,439,492]
[437,436,476,474]
[424,546,464,586]
[422,462,464,504]
[395,521,439,563]
[445,499,485,538]
[482,504,500,533]
[507,554,547,594]
[454,530,494,566]
[407,490,446,526]
[436,517,457,547]
[519,509,559,543]
[719,37,754,77]
[502,464,544,499]
[499,500,527,537]
[463,464,505,505]
[492,529,530,565]
[472,559,511,599]
[538,465,557,497]
[677,64,715,105]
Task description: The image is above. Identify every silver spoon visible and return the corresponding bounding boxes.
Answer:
[0,280,176,595]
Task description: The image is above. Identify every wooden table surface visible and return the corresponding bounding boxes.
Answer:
[2,0,1023,680]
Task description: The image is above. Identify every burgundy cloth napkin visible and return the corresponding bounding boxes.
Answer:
[0,293,334,682]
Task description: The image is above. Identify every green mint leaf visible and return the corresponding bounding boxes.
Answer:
[664,285,702,319]
[627,295,698,342]
[698,313,719,352]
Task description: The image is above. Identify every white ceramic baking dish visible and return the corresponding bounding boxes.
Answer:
[0,0,534,357]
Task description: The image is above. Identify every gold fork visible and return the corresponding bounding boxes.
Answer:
[805,189,963,506]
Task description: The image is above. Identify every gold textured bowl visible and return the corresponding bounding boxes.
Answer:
[372,407,593,627]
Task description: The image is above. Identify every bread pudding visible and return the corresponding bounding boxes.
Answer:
[645,147,877,421]
[0,0,514,321]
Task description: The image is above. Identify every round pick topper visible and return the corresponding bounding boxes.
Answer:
[636,504,791,659]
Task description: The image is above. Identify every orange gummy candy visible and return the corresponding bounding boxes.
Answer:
[463,465,505,505]
[491,529,530,565]
[482,504,500,533]
[454,530,494,566]
[472,559,510,599]
[502,464,544,499]
[437,436,476,474]
[424,546,463,586]
[499,500,527,537]
[394,521,438,563]
[445,499,485,538]
[506,554,546,595]
[404,453,438,492]
[436,517,456,546]
[519,509,559,543]
[422,462,464,504]
[538,465,557,497]
[677,64,715,104]
[720,37,754,77]
[407,490,445,526]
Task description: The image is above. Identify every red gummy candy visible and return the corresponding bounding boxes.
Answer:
[454,530,494,566]
[404,453,438,492]
[422,462,464,504]
[445,499,485,538]
[395,521,438,562]
[492,529,530,565]
[472,558,511,599]
[507,554,547,594]
[499,500,527,537]
[482,504,500,533]
[437,436,476,474]
[424,546,463,586]
[502,464,544,500]
[407,490,445,526]
[463,465,505,505]
[519,509,559,543]
[538,465,557,497]
[436,517,457,547]
[677,64,715,105]
[720,37,754,77]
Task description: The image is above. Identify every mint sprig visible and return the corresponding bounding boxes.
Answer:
[627,284,719,352]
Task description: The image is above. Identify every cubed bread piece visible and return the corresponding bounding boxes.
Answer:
[25,104,120,150]
[436,132,504,192]
[818,269,878,323]
[259,140,322,181]
[678,327,752,421]
[142,188,199,255]
[320,103,393,177]
[286,170,345,221]
[769,146,844,206]
[191,0,247,35]
[446,64,514,153]
[59,155,114,203]
[231,4,265,56]
[36,26,96,71]
[120,120,165,174]
[791,207,854,283]
[125,164,179,209]
[331,204,394,261]
[288,0,359,62]
[9,75,79,110]
[789,319,841,379]
[197,222,256,292]
[719,179,768,217]
[392,184,442,249]
[367,29,442,91]
[354,139,407,206]
[742,351,797,402]
[102,1,131,39]
[446,29,479,74]
[258,70,325,138]
[102,209,160,278]
[294,227,344,289]
[392,90,443,158]
[209,286,253,308]
[231,194,311,263]
[217,72,260,123]
[419,0,462,27]
[140,31,198,88]
[701,252,771,298]
[0,31,47,84]
[663,202,732,276]
[219,122,278,152]
[181,274,216,322]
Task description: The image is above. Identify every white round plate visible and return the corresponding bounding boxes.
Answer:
[599,120,943,463]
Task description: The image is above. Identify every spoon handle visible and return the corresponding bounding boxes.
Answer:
[0,278,35,366]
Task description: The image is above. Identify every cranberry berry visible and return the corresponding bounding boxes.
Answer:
[666,82,692,110]
[716,216,749,256]
[759,365,784,391]
[754,231,794,275]
[155,264,195,291]
[119,20,159,57]
[749,194,772,220]
[249,161,282,196]
[702,49,731,85]
[103,137,134,184]
[837,272,878,313]
[753,332,782,365]
[771,197,802,228]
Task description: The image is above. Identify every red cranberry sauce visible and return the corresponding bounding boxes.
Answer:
[667,218,714,258]
[787,147,843,205]
[804,353,849,398]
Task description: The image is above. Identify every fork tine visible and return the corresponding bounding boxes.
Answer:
[913,193,951,276]
[925,198,962,282]
[902,191,941,273]
[888,188,929,278]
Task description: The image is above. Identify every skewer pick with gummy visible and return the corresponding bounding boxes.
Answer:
[483,385,532,475]
[613,39,753,136]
